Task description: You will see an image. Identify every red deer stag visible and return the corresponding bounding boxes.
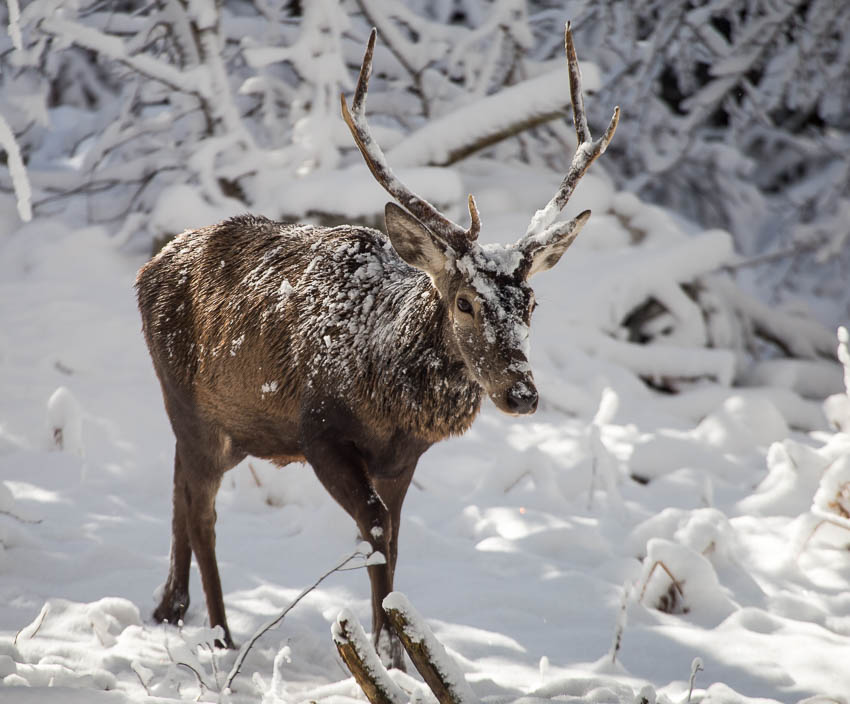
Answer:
[136,24,618,668]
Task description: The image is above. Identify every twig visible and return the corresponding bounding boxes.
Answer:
[0,509,42,525]
[248,462,263,488]
[222,549,370,691]
[587,452,597,511]
[721,241,821,271]
[796,515,850,559]
[204,641,222,691]
[687,657,703,703]
[504,470,531,494]
[164,638,213,693]
[176,661,210,693]
[131,661,152,696]
[14,602,50,645]
[609,580,632,664]
[638,560,685,604]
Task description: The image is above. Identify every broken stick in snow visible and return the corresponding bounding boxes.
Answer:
[333,609,407,704]
[382,592,478,704]
[334,595,478,704]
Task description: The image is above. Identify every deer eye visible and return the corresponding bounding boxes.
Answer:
[456,296,473,315]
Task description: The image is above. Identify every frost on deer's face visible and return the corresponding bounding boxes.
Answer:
[384,203,539,416]
[385,204,537,415]
[448,244,538,416]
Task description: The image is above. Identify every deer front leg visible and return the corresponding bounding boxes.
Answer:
[371,473,415,668]
[305,435,411,670]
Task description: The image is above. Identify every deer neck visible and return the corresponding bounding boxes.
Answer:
[369,274,483,442]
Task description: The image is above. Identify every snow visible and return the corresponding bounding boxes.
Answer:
[1,10,849,704]
[0,194,848,704]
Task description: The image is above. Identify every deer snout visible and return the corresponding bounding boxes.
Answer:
[506,381,538,415]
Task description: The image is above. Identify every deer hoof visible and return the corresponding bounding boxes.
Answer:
[153,591,189,625]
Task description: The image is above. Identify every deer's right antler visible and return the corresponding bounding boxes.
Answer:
[341,29,480,253]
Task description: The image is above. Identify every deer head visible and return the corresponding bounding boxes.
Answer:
[342,25,619,416]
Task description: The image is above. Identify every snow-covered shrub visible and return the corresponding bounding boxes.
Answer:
[639,538,737,625]
[46,386,84,457]
[812,455,850,526]
[561,0,850,322]
[824,327,850,432]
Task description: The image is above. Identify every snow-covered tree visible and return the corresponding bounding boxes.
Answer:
[554,0,850,322]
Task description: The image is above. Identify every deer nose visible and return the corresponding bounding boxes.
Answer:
[506,382,538,414]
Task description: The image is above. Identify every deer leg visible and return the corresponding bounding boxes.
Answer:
[305,437,411,669]
[153,450,192,626]
[371,473,415,669]
[180,463,233,649]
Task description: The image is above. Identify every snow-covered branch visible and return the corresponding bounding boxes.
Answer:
[0,112,32,222]
[387,65,600,168]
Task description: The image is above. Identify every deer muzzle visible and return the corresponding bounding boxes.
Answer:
[505,380,538,415]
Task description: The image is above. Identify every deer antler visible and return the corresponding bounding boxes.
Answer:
[341,29,480,252]
[521,23,620,240]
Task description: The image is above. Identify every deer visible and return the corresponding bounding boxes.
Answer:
[135,24,618,669]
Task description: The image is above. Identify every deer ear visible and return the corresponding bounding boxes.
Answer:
[384,203,449,277]
[520,210,590,278]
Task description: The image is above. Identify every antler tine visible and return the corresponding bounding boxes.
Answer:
[341,29,480,249]
[565,21,592,147]
[350,27,375,114]
[467,195,481,240]
[523,22,620,239]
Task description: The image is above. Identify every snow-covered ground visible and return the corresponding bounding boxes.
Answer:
[1,164,850,704]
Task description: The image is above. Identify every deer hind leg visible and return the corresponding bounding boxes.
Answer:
[305,437,411,670]
[154,450,192,627]
[154,440,234,648]
[181,452,233,648]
